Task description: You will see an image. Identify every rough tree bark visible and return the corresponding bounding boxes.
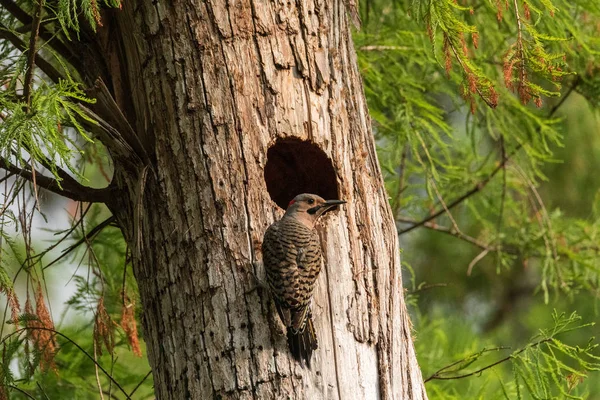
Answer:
[75,0,429,398]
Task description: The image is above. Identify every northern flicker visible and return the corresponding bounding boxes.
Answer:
[262,193,345,367]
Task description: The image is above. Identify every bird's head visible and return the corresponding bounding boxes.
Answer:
[284,193,346,228]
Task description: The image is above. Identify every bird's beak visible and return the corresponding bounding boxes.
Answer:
[323,199,346,209]
[307,199,346,215]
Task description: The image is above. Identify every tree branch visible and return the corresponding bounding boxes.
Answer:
[424,346,511,383]
[82,79,151,168]
[392,144,408,219]
[0,0,81,72]
[26,203,92,265]
[129,370,153,398]
[0,170,16,185]
[22,0,45,109]
[407,283,448,295]
[42,215,117,270]
[424,339,552,382]
[467,248,490,276]
[446,36,496,109]
[398,151,514,235]
[548,75,581,118]
[0,23,64,83]
[397,216,501,252]
[2,327,131,399]
[399,76,582,236]
[359,45,412,51]
[496,135,507,238]
[0,158,113,203]
[7,385,36,400]
[512,0,528,103]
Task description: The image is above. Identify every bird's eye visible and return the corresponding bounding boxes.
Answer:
[308,199,315,205]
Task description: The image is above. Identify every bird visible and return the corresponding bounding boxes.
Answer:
[262,193,346,367]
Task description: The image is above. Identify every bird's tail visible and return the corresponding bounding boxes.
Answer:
[287,312,318,368]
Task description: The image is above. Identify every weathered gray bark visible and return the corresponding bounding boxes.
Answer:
[87,0,428,398]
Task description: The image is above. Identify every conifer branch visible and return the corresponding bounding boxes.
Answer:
[0,0,81,72]
[129,370,153,398]
[0,23,63,83]
[78,79,152,169]
[398,151,512,235]
[467,248,489,276]
[548,75,581,117]
[2,327,132,399]
[407,283,448,295]
[429,176,462,234]
[392,144,408,218]
[424,338,553,382]
[0,170,16,185]
[22,0,45,110]
[512,0,528,104]
[446,38,497,109]
[6,385,36,399]
[424,346,511,383]
[397,216,504,252]
[497,136,507,236]
[399,76,581,236]
[0,159,113,203]
[42,215,117,270]
[25,203,92,265]
[359,45,412,51]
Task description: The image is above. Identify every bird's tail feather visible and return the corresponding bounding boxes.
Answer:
[287,313,318,368]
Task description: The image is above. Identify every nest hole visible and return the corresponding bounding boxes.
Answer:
[264,139,339,209]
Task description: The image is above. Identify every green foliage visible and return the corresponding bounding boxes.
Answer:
[0,0,120,185]
[0,1,138,397]
[0,204,152,398]
[415,308,599,399]
[358,0,600,296]
[46,0,122,35]
[357,0,600,397]
[0,79,96,183]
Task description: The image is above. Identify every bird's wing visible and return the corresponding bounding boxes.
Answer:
[263,222,297,327]
[288,231,321,332]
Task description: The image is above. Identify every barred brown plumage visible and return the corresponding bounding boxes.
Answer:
[262,193,345,367]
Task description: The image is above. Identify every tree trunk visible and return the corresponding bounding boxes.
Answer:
[89,0,428,398]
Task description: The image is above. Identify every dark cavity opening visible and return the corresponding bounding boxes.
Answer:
[264,139,339,209]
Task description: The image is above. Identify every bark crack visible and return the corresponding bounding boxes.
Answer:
[248,0,275,101]
[293,0,314,85]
